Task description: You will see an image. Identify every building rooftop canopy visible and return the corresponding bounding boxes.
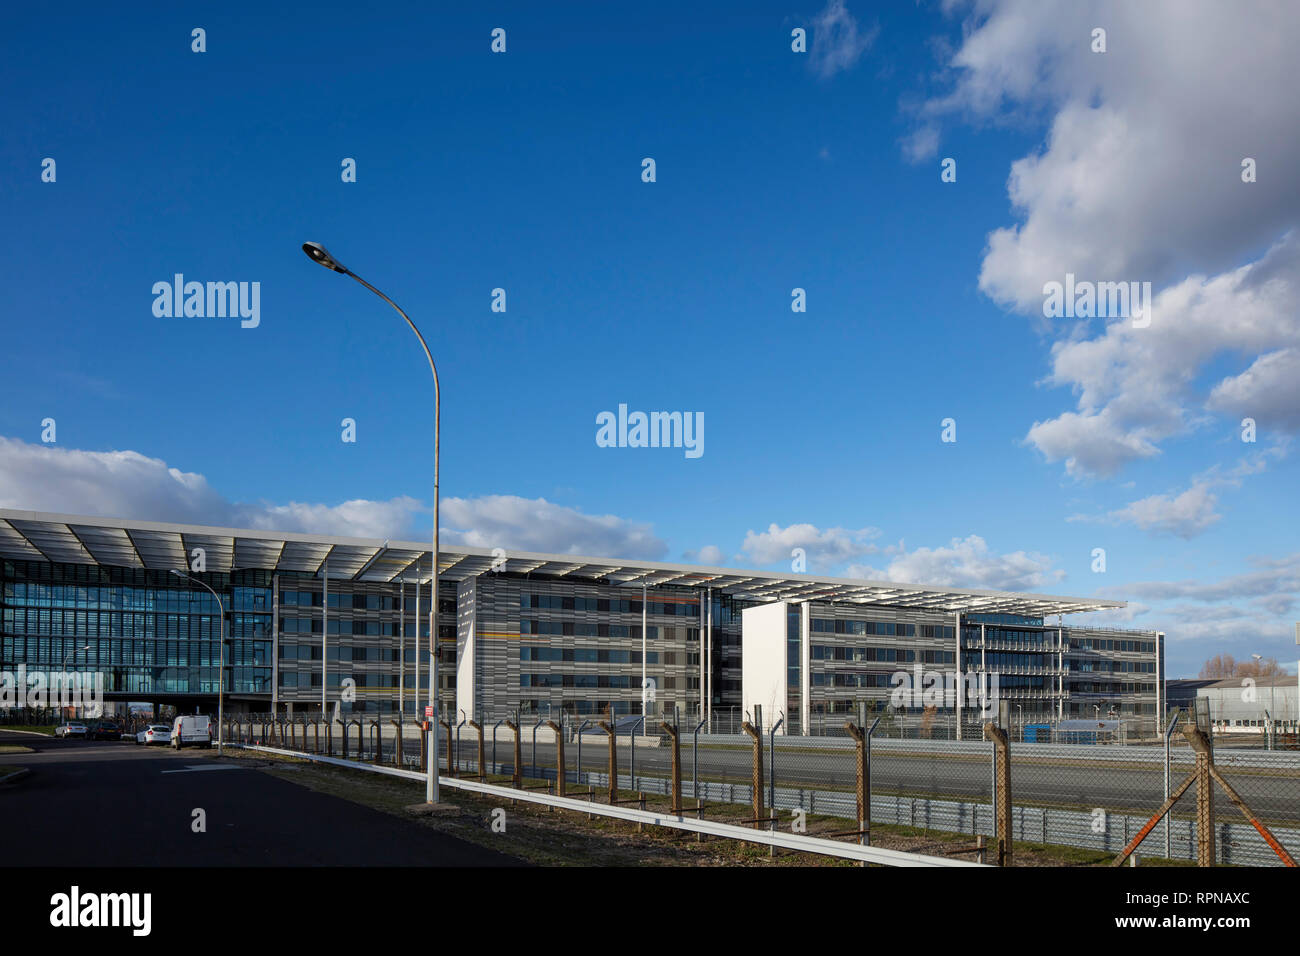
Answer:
[0,509,1125,617]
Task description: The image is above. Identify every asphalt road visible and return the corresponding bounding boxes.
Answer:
[0,730,518,866]
[426,736,1300,824]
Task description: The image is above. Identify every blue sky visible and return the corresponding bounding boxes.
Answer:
[2,1,1298,679]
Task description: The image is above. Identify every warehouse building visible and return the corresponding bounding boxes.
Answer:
[0,509,1163,734]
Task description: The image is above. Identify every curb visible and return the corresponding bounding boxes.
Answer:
[0,729,53,738]
[0,767,32,786]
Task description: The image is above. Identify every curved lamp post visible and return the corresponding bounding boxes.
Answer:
[302,242,442,803]
[169,569,226,755]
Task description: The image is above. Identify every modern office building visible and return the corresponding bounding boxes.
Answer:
[0,509,1164,733]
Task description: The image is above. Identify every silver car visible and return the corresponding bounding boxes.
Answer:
[55,721,88,738]
[135,724,172,746]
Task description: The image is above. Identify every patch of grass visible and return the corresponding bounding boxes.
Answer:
[0,725,57,737]
[0,744,34,755]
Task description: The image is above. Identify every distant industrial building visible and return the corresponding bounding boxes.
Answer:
[1194,675,1299,735]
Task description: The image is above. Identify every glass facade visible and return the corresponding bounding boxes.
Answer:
[1,560,271,698]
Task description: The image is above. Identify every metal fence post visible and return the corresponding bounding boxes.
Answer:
[531,719,544,781]
[864,713,881,846]
[505,718,521,790]
[576,719,592,787]
[742,705,765,831]
[391,719,403,768]
[692,718,705,804]
[1163,709,1181,859]
[545,719,566,796]
[628,715,645,792]
[492,718,504,777]
[469,719,485,781]
[661,718,681,814]
[440,715,455,778]
[598,717,617,803]
[983,721,1013,866]
[768,713,785,856]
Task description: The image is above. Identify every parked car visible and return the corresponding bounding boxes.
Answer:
[88,721,121,741]
[171,714,213,749]
[136,724,172,746]
[55,721,88,738]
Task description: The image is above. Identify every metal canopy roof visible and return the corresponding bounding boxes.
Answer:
[0,509,1124,616]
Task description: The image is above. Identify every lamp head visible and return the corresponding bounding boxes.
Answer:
[302,242,348,273]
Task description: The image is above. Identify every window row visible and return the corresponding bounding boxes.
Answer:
[811,645,921,663]
[519,594,699,617]
[520,647,679,664]
[811,619,955,639]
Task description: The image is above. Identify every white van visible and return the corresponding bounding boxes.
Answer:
[171,714,213,749]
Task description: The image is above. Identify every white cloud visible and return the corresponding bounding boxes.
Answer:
[440,495,666,559]
[1069,446,1286,537]
[1111,553,1300,606]
[911,1,1300,476]
[846,534,1064,591]
[0,437,235,526]
[739,522,882,570]
[1099,483,1221,539]
[683,544,726,565]
[1208,347,1300,431]
[0,436,665,558]
[809,0,879,78]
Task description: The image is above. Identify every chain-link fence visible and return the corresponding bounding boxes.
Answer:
[226,699,1299,866]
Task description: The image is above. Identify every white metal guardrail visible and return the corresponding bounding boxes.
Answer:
[233,743,982,867]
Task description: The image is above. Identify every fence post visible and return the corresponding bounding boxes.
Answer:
[439,716,455,778]
[845,719,866,847]
[545,720,566,796]
[983,721,1013,866]
[598,718,617,804]
[742,705,765,832]
[505,719,521,790]
[469,719,485,781]
[371,720,383,765]
[391,720,403,768]
[660,719,681,814]
[341,719,349,759]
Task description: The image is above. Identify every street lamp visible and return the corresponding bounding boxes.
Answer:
[302,241,443,804]
[169,569,226,755]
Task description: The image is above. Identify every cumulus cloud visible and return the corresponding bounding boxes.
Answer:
[0,436,665,557]
[1023,237,1300,475]
[846,534,1064,591]
[1110,553,1300,606]
[739,522,882,571]
[1207,347,1300,431]
[1069,446,1287,537]
[911,0,1300,476]
[1098,483,1221,539]
[809,0,879,78]
[683,544,726,565]
[440,495,666,559]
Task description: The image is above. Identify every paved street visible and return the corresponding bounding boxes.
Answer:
[0,730,518,866]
